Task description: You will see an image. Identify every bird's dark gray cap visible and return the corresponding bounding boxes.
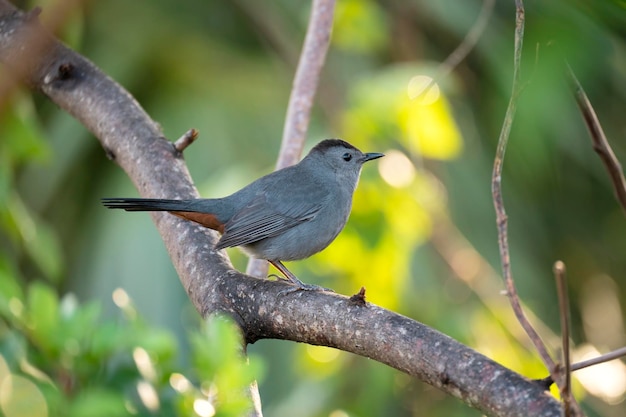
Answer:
[310,139,359,153]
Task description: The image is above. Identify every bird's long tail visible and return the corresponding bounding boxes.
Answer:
[101,198,200,212]
[102,198,227,231]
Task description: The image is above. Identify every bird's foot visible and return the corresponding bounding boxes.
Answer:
[269,260,334,295]
[277,281,333,296]
[272,274,333,295]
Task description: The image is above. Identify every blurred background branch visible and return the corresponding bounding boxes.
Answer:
[246,0,336,280]
[567,64,626,216]
[491,0,559,385]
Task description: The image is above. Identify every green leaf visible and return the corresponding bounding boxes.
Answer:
[90,322,129,357]
[7,194,64,284]
[333,0,388,53]
[26,282,59,351]
[61,299,101,341]
[189,315,263,417]
[134,328,178,362]
[0,257,25,322]
[25,222,64,284]
[67,388,127,417]
[191,315,243,379]
[0,93,50,165]
[0,152,12,204]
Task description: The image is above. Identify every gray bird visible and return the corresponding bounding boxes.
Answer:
[102,139,384,291]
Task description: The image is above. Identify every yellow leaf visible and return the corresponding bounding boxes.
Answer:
[397,93,462,160]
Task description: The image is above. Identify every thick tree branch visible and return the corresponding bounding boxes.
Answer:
[0,2,563,415]
[229,281,562,417]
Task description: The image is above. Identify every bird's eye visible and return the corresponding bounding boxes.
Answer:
[342,153,352,161]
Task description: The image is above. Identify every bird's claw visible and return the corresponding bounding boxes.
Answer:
[277,282,334,296]
[268,266,334,295]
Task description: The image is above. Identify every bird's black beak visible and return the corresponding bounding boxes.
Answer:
[362,152,385,162]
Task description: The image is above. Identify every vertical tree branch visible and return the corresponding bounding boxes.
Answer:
[246,0,336,278]
[554,261,571,394]
[554,261,584,416]
[277,0,336,167]
[491,0,558,379]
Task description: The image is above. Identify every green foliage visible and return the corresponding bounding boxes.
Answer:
[188,317,265,417]
[333,0,388,53]
[0,94,62,285]
[0,95,263,415]
[0,277,262,416]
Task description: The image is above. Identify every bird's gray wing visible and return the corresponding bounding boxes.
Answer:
[215,182,327,250]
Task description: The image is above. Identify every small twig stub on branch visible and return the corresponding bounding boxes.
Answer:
[349,286,367,306]
[174,128,199,153]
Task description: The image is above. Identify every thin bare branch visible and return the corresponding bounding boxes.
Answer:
[539,346,626,390]
[431,215,562,350]
[278,0,335,167]
[553,261,585,416]
[231,0,299,67]
[566,64,626,216]
[246,0,336,279]
[553,261,571,399]
[572,347,626,372]
[442,0,494,74]
[416,0,495,99]
[491,0,558,377]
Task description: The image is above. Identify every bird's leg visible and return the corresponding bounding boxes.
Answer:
[269,260,333,293]
[269,260,307,286]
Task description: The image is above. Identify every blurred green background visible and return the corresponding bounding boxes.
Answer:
[2,0,626,416]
